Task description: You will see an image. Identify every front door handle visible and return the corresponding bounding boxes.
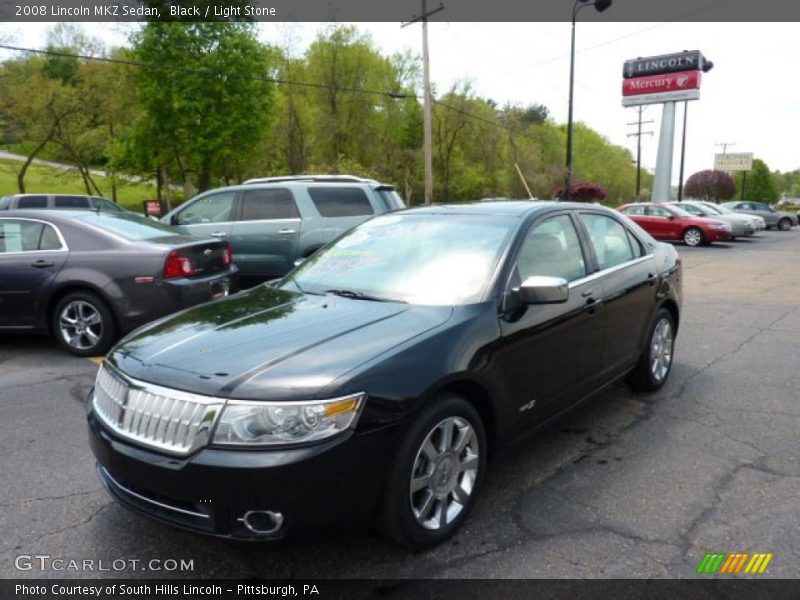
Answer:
[31,259,54,268]
[210,231,227,237]
[278,229,297,235]
[584,297,603,314]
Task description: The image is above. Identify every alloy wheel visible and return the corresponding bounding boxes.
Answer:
[650,317,673,382]
[409,416,479,530]
[684,228,702,246]
[59,300,104,351]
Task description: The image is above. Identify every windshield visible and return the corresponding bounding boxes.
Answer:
[73,211,183,240]
[698,203,724,215]
[284,213,516,305]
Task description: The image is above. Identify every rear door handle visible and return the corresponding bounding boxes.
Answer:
[210,231,227,237]
[278,229,297,235]
[31,259,54,268]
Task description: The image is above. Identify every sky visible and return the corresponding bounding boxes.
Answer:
[2,21,799,184]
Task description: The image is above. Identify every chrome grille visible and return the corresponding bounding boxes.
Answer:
[92,365,225,456]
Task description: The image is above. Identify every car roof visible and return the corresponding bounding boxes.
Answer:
[1,209,111,223]
[399,200,605,218]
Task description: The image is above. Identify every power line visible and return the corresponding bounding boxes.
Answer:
[0,43,417,100]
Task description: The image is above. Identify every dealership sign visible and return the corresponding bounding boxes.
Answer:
[621,51,708,107]
[622,71,701,106]
[623,50,708,79]
[714,153,753,171]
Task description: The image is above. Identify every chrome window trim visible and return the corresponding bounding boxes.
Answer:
[99,467,209,519]
[568,254,655,289]
[0,217,69,254]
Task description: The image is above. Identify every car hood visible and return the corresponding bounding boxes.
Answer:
[108,285,453,400]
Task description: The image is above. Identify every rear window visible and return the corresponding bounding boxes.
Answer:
[308,186,374,217]
[54,195,89,208]
[17,196,48,209]
[74,212,181,240]
[240,188,299,221]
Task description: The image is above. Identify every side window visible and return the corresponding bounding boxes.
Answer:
[177,192,235,225]
[622,205,642,216]
[239,188,299,221]
[39,224,63,250]
[646,206,671,218]
[580,214,636,270]
[54,195,89,208]
[308,186,374,217]
[516,215,586,283]
[627,230,645,258]
[0,220,45,253]
[17,196,48,209]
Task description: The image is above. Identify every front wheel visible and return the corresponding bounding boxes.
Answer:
[777,218,792,231]
[380,394,486,549]
[683,227,704,247]
[626,308,676,392]
[52,291,116,357]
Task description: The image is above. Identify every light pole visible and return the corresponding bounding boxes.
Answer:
[564,0,612,201]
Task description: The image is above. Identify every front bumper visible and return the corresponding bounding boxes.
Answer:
[88,410,400,540]
[708,229,733,242]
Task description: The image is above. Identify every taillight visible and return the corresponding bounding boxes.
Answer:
[222,243,233,267]
[163,250,196,279]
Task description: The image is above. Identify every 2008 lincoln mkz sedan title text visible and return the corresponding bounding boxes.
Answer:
[88,201,681,549]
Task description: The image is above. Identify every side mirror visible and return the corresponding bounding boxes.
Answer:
[170,214,179,226]
[516,276,569,305]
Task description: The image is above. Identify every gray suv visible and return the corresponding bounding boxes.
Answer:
[0,193,127,213]
[162,175,406,286]
[720,201,798,230]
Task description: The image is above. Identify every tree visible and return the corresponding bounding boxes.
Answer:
[0,56,82,192]
[553,182,608,202]
[684,170,736,202]
[738,158,779,203]
[127,22,277,194]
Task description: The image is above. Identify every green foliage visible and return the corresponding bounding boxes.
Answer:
[1,23,649,205]
[125,22,277,192]
[739,158,779,203]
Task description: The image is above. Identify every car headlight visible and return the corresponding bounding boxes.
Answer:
[710,222,730,231]
[211,393,365,446]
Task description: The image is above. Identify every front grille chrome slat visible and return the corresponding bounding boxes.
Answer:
[92,364,225,456]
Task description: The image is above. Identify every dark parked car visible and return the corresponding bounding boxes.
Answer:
[0,193,128,213]
[161,175,405,287]
[88,202,681,548]
[0,210,237,356]
[618,202,733,246]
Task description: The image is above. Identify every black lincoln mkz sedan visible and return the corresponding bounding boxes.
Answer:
[88,201,681,548]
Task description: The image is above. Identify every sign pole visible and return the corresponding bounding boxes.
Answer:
[652,101,677,203]
[741,171,747,201]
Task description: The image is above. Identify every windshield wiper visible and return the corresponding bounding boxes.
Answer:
[324,289,405,303]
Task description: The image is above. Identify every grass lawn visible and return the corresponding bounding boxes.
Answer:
[0,159,159,212]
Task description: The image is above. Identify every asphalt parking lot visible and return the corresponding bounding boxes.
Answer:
[1,229,799,580]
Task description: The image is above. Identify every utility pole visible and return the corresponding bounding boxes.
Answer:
[715,141,736,155]
[627,106,653,199]
[402,1,444,205]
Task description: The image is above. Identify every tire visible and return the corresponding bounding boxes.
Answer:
[626,308,676,392]
[777,218,792,231]
[380,394,486,549]
[683,227,704,247]
[52,291,116,357]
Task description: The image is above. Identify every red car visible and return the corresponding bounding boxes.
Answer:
[617,202,733,246]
